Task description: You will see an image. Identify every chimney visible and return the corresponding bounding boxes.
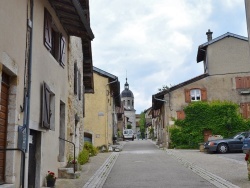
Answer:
[206,29,213,42]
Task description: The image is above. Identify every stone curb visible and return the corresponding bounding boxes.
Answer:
[166,150,240,188]
[82,152,119,188]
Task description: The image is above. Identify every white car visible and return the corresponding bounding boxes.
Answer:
[123,129,134,141]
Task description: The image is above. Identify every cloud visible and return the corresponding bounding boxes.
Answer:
[90,0,247,113]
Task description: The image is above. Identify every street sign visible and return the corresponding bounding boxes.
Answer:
[18,126,27,151]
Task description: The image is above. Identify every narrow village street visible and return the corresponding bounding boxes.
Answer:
[83,140,250,188]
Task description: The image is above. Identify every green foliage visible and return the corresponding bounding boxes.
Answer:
[84,142,98,156]
[77,148,89,165]
[170,101,250,148]
[139,112,146,133]
[149,128,154,138]
[127,124,132,129]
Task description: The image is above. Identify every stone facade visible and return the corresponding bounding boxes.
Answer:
[153,32,250,148]
[84,67,120,148]
[0,1,94,187]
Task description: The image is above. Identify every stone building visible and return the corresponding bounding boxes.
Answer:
[152,31,250,148]
[121,78,136,133]
[84,67,121,148]
[0,0,94,187]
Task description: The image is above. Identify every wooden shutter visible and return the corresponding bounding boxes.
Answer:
[241,103,247,119]
[59,35,66,66]
[176,110,185,120]
[241,103,250,119]
[184,89,191,103]
[201,88,207,101]
[44,9,52,51]
[245,76,250,88]
[235,77,244,89]
[74,63,78,94]
[42,82,51,129]
[78,71,81,100]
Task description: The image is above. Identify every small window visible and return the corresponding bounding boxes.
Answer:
[190,89,201,101]
[44,8,66,67]
[128,100,130,106]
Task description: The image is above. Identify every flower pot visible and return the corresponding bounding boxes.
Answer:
[47,179,56,187]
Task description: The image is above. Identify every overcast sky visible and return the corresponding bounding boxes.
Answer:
[89,0,247,113]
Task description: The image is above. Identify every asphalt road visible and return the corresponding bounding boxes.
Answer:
[103,140,216,188]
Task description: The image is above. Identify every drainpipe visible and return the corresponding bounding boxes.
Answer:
[23,0,34,187]
[106,78,118,147]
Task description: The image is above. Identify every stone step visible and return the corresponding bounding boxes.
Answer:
[58,168,81,179]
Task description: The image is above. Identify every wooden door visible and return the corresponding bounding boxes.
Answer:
[0,73,10,183]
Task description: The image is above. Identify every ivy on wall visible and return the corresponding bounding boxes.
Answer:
[170,101,250,149]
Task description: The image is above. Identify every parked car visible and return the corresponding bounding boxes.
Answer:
[242,135,250,154]
[123,129,134,141]
[204,132,250,153]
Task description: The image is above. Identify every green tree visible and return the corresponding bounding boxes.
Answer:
[139,112,146,138]
[127,124,132,129]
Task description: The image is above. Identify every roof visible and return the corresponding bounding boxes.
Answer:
[197,32,248,63]
[49,0,95,93]
[121,89,134,98]
[49,0,94,40]
[93,66,121,107]
[152,73,209,110]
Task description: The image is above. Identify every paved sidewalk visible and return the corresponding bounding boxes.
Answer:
[55,141,126,188]
[148,139,250,188]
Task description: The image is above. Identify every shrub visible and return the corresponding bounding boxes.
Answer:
[84,142,98,156]
[170,101,250,149]
[77,148,89,165]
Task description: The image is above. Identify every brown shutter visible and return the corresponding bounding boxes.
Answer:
[201,88,207,101]
[247,103,250,119]
[44,9,52,51]
[59,35,66,66]
[74,63,78,94]
[245,76,250,88]
[184,89,191,103]
[78,72,81,100]
[241,103,247,119]
[235,77,244,89]
[42,82,51,129]
[176,110,185,120]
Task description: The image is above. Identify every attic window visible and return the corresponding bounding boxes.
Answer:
[190,89,201,101]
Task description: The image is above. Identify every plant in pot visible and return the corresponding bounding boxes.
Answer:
[46,171,56,187]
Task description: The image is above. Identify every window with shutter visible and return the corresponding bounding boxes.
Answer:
[42,82,51,129]
[44,9,66,67]
[44,9,52,51]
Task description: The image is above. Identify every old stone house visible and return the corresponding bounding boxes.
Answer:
[0,0,94,187]
[152,31,250,148]
[84,67,121,148]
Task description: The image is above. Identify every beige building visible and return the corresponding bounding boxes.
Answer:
[152,31,250,148]
[84,67,121,148]
[0,0,94,187]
